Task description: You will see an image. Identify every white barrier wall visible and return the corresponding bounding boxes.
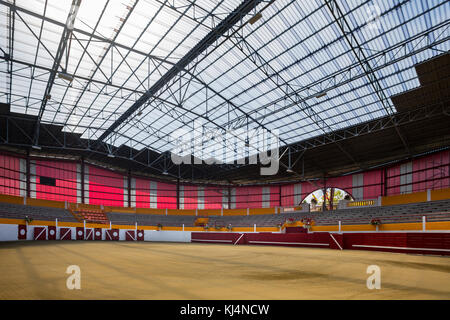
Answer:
[0,224,192,243]
[0,224,18,241]
[144,230,191,242]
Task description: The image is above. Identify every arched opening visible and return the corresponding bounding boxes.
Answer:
[301,188,353,212]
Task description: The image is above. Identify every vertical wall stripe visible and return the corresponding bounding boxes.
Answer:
[352,173,364,200]
[29,160,36,199]
[179,185,185,209]
[293,183,302,205]
[76,163,82,203]
[230,188,236,209]
[123,176,129,207]
[222,188,228,209]
[198,186,205,209]
[19,158,27,197]
[400,162,413,194]
[262,186,270,208]
[131,178,136,207]
[150,181,157,208]
[84,165,89,204]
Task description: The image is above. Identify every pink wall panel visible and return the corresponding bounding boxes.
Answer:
[183,185,198,209]
[248,186,262,208]
[387,165,401,196]
[88,166,124,207]
[204,187,222,209]
[328,175,352,194]
[235,187,247,209]
[135,178,150,208]
[413,157,430,192]
[363,169,383,199]
[236,186,262,208]
[1,150,449,208]
[413,151,450,192]
[281,184,294,207]
[157,182,177,209]
[0,154,21,196]
[35,160,77,202]
[270,186,280,207]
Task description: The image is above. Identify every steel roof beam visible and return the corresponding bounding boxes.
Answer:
[32,0,82,146]
[324,0,412,156]
[94,0,264,145]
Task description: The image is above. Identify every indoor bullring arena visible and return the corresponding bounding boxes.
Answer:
[0,0,449,306]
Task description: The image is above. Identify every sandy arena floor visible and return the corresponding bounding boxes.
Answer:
[0,241,449,300]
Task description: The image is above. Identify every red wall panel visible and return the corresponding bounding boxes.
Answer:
[193,232,450,255]
[363,169,383,199]
[183,185,197,209]
[413,151,450,192]
[204,187,222,209]
[281,184,294,207]
[328,175,353,194]
[270,186,280,207]
[88,166,124,207]
[236,186,262,209]
[0,154,21,196]
[157,182,177,209]
[343,232,450,255]
[135,178,150,208]
[35,160,77,202]
[191,232,241,244]
[387,165,401,196]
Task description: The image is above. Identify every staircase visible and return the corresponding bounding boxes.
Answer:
[69,206,109,224]
[194,217,209,227]
[70,210,84,223]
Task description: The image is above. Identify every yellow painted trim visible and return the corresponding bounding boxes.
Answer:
[341,224,376,231]
[167,209,196,216]
[222,209,248,216]
[197,209,222,216]
[26,198,65,209]
[430,188,450,201]
[0,218,24,225]
[249,208,276,215]
[311,225,339,232]
[379,222,422,231]
[57,222,84,228]
[425,221,450,230]
[139,226,158,231]
[0,194,24,205]
[381,192,427,206]
[85,223,109,229]
[183,227,205,231]
[105,206,136,214]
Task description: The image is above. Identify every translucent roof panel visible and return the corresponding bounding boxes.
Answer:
[1,0,448,161]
